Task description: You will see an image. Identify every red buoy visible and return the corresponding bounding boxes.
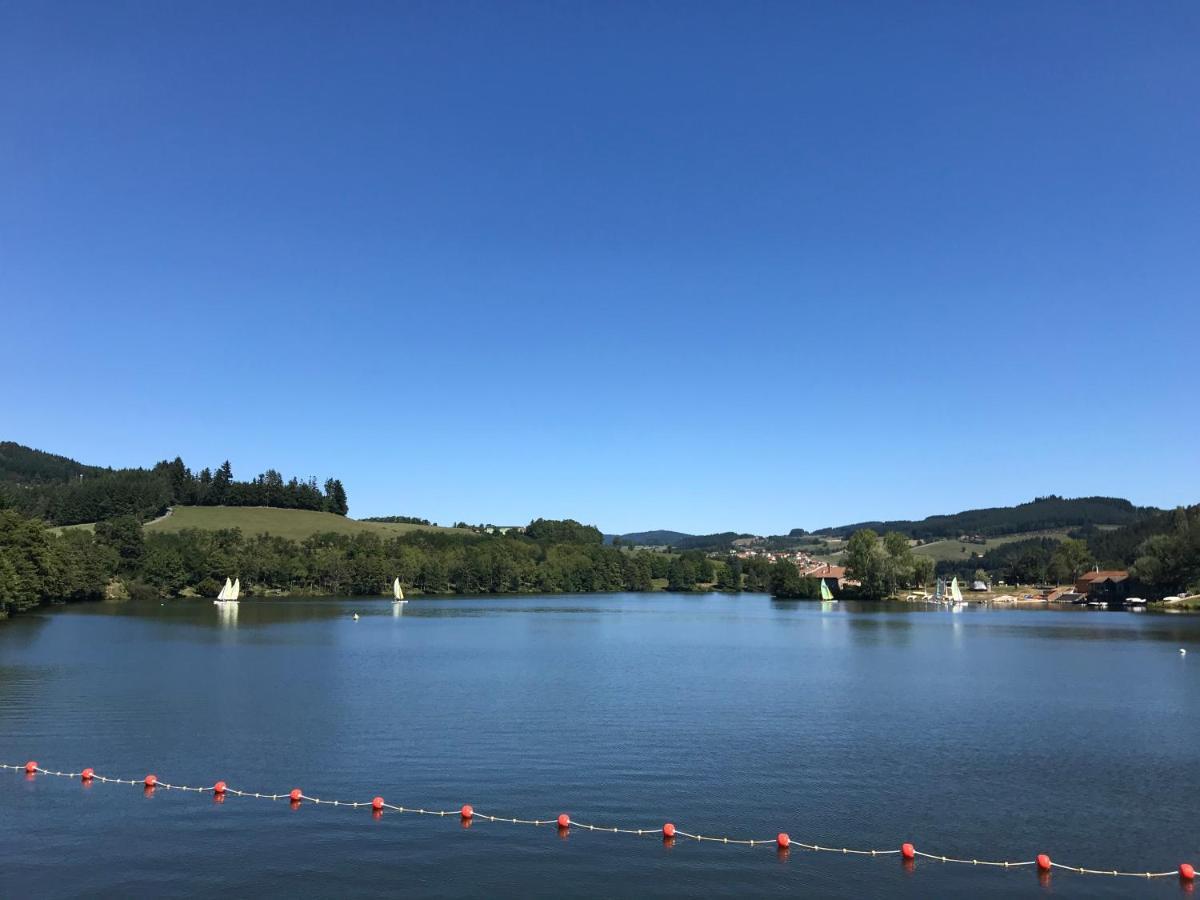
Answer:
[1181,863,1195,881]
[902,843,915,860]
[461,804,474,819]
[213,781,226,794]
[81,768,94,781]
[144,774,157,788]
[662,823,676,839]
[557,814,570,828]
[1037,853,1052,871]
[372,796,384,811]
[24,761,37,774]
[290,788,302,802]
[776,833,790,849]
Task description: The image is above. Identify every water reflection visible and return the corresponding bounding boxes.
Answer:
[217,602,238,629]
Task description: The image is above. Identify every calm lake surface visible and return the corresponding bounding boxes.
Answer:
[2,594,1198,898]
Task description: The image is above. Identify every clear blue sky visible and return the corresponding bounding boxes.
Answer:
[2,1,1197,534]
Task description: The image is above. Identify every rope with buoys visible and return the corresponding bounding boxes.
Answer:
[4,761,1193,882]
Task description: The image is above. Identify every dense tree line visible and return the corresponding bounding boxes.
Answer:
[1129,508,1200,598]
[1073,505,1199,568]
[0,509,752,618]
[0,443,349,525]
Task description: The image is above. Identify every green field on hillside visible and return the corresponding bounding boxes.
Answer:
[911,530,1069,562]
[140,506,468,540]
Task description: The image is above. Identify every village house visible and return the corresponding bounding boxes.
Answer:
[802,563,848,589]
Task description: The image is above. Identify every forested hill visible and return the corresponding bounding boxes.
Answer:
[0,441,102,483]
[0,442,349,526]
[605,530,694,546]
[605,530,755,551]
[813,496,1159,540]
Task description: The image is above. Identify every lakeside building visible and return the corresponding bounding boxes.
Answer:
[1074,570,1132,604]
[1074,570,1129,594]
[801,563,848,589]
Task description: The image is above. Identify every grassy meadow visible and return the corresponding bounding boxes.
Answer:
[909,530,1071,562]
[140,506,469,540]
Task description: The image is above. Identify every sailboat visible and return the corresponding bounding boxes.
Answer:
[949,576,966,612]
[819,578,835,602]
[392,578,407,604]
[213,577,240,606]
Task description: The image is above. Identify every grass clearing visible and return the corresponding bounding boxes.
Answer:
[142,506,471,541]
[911,530,1071,562]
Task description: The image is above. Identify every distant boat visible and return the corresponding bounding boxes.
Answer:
[819,578,835,602]
[950,576,966,611]
[213,577,239,605]
[393,578,406,603]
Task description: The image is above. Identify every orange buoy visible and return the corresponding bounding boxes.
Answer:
[1037,854,1052,871]
[144,774,157,788]
[901,842,915,860]
[557,814,570,828]
[290,788,302,802]
[461,804,474,819]
[81,768,94,781]
[776,833,790,849]
[372,796,384,811]
[213,781,226,794]
[662,823,676,839]
[24,761,37,774]
[1181,863,1195,881]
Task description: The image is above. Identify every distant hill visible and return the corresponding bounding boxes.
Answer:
[605,529,756,551]
[143,506,466,541]
[606,529,694,546]
[0,441,349,525]
[813,496,1158,541]
[0,441,101,484]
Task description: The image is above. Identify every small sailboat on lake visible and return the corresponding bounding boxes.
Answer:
[213,577,240,606]
[392,578,407,604]
[950,576,966,612]
[819,578,836,602]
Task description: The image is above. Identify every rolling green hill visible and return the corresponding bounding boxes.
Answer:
[144,506,468,541]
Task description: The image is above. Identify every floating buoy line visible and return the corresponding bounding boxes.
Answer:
[4,761,1194,882]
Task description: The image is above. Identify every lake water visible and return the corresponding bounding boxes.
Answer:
[2,594,1198,898]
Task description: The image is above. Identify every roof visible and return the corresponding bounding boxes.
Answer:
[1077,570,1129,583]
[803,564,846,579]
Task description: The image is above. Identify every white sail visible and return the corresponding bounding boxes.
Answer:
[393,578,404,601]
[218,578,232,601]
[230,578,240,601]
[950,576,963,604]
